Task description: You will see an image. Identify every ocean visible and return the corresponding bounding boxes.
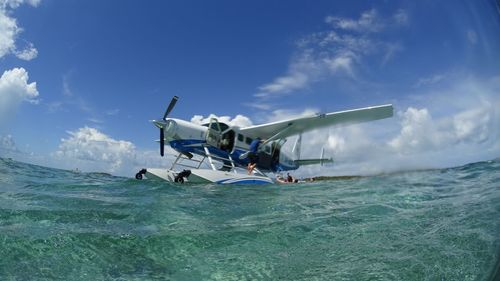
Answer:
[0,157,499,280]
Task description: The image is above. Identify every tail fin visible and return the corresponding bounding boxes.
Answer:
[292,133,302,160]
[320,147,325,166]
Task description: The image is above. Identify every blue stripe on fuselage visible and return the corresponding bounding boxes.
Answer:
[168,139,298,172]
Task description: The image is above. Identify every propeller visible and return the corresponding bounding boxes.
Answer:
[160,126,165,156]
[163,96,178,121]
[159,96,179,156]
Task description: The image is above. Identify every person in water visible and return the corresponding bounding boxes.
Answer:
[247,137,262,175]
[276,173,298,184]
[275,175,288,184]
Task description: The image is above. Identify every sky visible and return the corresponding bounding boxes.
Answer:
[0,0,499,177]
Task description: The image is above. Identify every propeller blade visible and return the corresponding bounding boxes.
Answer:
[163,96,179,120]
[160,128,165,157]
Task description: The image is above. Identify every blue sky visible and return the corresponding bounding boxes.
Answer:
[1,0,499,176]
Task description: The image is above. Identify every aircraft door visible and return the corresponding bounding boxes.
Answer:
[257,140,285,170]
[205,119,235,152]
[272,139,286,166]
[221,130,235,152]
[206,118,222,148]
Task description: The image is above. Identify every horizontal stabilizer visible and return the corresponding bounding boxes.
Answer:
[294,158,333,166]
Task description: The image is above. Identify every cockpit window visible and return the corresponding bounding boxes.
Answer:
[219,123,229,132]
[202,122,229,132]
[210,123,219,130]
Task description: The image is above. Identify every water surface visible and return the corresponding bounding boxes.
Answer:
[0,158,499,280]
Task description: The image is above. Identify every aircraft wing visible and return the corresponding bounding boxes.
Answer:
[239,104,393,139]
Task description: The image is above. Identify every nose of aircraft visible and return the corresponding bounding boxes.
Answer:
[164,120,177,137]
[152,119,177,138]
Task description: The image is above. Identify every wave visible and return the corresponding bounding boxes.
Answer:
[0,156,498,280]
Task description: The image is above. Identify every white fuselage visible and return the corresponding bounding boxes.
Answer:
[155,118,298,172]
[163,118,208,141]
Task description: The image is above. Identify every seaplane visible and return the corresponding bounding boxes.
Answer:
[135,96,393,184]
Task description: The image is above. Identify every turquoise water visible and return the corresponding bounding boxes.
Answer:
[0,158,499,280]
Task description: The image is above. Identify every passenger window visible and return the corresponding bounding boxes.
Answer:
[245,137,253,145]
[238,134,244,142]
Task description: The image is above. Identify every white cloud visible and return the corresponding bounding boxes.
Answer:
[257,72,309,97]
[388,107,451,152]
[52,127,176,175]
[0,0,39,60]
[15,42,37,60]
[191,114,253,128]
[325,134,346,152]
[393,9,409,25]
[381,43,403,66]
[21,74,499,177]
[382,101,497,168]
[414,73,446,88]
[106,109,120,116]
[453,107,491,142]
[244,102,272,111]
[0,134,36,160]
[0,67,39,120]
[295,76,500,176]
[28,0,41,6]
[256,9,406,98]
[324,54,354,75]
[0,1,40,122]
[87,117,103,124]
[62,72,73,97]
[256,51,319,98]
[54,127,136,172]
[47,101,63,113]
[1,0,41,9]
[1,135,172,176]
[0,67,38,102]
[325,9,383,33]
[0,134,19,153]
[0,7,17,58]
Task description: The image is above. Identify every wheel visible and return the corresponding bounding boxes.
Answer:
[174,175,184,183]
